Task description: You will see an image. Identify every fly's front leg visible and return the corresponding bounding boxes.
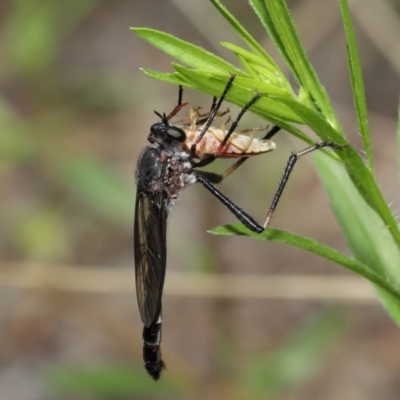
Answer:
[190,75,236,159]
[177,85,183,107]
[164,86,188,121]
[192,91,262,169]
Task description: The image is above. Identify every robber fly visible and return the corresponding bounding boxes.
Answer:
[134,75,344,380]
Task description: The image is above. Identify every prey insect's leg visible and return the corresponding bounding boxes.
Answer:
[220,157,249,181]
[190,75,236,158]
[194,124,282,184]
[176,108,230,127]
[216,93,261,151]
[217,125,283,180]
[195,174,263,233]
[263,141,345,228]
[190,108,230,127]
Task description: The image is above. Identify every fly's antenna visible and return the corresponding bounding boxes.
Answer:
[153,110,169,125]
[153,110,163,119]
[154,102,189,125]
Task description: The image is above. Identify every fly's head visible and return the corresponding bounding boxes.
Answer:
[148,110,187,148]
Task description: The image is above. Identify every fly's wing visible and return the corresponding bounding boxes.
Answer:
[134,190,167,327]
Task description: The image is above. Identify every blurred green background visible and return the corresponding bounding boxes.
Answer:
[1,0,400,399]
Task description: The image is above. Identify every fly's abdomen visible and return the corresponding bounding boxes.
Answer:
[142,314,165,380]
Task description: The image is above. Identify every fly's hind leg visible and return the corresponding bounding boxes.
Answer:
[196,141,345,231]
[262,141,345,228]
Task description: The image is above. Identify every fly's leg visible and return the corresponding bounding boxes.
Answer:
[216,125,283,176]
[195,174,263,233]
[189,75,282,165]
[262,141,345,228]
[196,142,345,231]
[209,95,217,114]
[190,75,236,159]
[193,90,261,168]
[164,85,187,121]
[236,127,265,153]
[177,85,183,107]
[263,124,281,140]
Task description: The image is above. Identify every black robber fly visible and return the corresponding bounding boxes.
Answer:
[134,75,344,380]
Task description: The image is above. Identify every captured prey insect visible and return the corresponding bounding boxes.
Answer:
[134,75,344,380]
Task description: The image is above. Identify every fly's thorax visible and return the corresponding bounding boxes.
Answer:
[159,144,190,162]
[163,151,196,200]
[136,143,195,201]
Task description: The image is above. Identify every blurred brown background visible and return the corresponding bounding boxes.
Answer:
[0,0,400,399]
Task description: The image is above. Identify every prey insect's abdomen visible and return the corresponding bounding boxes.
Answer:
[183,126,276,158]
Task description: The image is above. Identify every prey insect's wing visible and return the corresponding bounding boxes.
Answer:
[134,190,167,327]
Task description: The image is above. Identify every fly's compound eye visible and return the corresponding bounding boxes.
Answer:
[166,127,186,142]
[150,123,186,143]
[150,123,164,136]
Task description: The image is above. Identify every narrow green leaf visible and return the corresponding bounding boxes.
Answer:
[171,65,304,123]
[376,288,400,327]
[269,96,345,143]
[339,0,373,171]
[140,68,193,87]
[230,76,291,97]
[220,42,289,88]
[235,54,260,80]
[131,28,245,76]
[220,43,276,72]
[315,153,400,278]
[209,0,271,60]
[249,63,283,84]
[250,0,337,128]
[315,151,400,324]
[265,0,338,127]
[209,224,400,303]
[271,96,400,247]
[248,0,293,72]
